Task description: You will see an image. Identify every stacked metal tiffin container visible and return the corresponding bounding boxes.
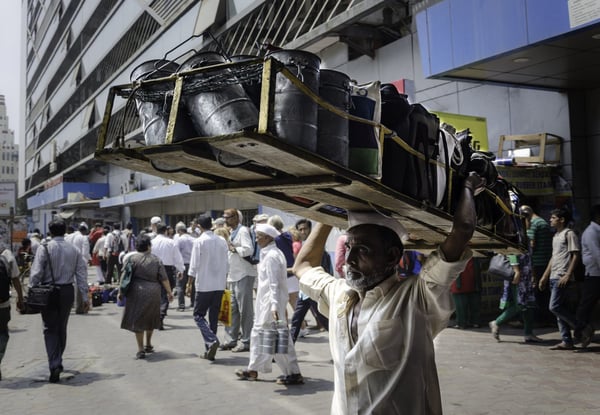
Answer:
[130,50,356,168]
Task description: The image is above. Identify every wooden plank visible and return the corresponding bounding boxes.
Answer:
[229,190,349,228]
[95,132,526,253]
[227,189,518,253]
[95,148,213,185]
[207,132,336,177]
[189,175,350,192]
[141,143,273,181]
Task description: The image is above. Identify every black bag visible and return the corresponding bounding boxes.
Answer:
[242,227,260,265]
[26,242,57,312]
[26,285,57,311]
[380,84,412,193]
[401,104,440,204]
[487,254,515,281]
[120,260,134,296]
[91,291,103,307]
[443,128,474,214]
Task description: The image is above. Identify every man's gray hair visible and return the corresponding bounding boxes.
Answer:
[268,215,284,232]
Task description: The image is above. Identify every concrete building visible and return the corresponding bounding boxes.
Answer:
[0,95,18,184]
[19,0,599,233]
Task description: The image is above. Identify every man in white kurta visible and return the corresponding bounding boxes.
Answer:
[236,224,302,385]
[294,173,483,414]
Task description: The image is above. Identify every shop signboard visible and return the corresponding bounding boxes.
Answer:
[0,182,16,216]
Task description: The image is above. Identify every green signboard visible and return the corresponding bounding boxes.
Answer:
[433,111,489,151]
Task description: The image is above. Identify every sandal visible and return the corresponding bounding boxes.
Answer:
[136,351,146,359]
[235,369,258,381]
[276,373,304,385]
[144,345,154,353]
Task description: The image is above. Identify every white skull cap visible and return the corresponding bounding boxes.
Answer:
[150,216,162,225]
[255,223,280,239]
[347,211,409,242]
[253,213,269,223]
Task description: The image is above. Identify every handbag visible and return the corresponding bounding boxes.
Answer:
[119,259,135,296]
[26,243,57,312]
[487,253,515,281]
[218,289,232,327]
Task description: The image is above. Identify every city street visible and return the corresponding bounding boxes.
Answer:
[1,270,599,414]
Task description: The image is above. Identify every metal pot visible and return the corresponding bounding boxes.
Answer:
[318,69,351,166]
[267,50,321,152]
[130,60,195,145]
[179,52,258,137]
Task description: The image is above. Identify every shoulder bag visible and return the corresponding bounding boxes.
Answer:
[120,259,135,296]
[26,243,58,311]
[487,253,515,281]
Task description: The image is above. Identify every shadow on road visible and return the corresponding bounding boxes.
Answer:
[0,371,125,389]
[274,377,334,396]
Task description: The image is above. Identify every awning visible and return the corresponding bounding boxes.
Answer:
[58,209,78,219]
[56,199,101,209]
[416,0,600,90]
[27,182,109,210]
[99,182,192,208]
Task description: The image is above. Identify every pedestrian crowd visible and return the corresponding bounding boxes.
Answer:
[1,190,599,414]
[0,211,333,387]
[448,203,600,353]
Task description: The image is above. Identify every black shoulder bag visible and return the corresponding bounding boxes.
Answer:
[26,243,58,311]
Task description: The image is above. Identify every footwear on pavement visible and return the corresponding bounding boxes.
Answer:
[580,324,595,348]
[489,321,500,342]
[219,341,237,351]
[205,341,219,361]
[49,367,62,383]
[232,344,249,353]
[524,335,544,343]
[276,373,304,385]
[235,369,258,381]
[549,341,574,350]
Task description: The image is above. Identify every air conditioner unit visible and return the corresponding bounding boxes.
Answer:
[49,161,57,173]
[120,180,137,194]
[50,140,57,162]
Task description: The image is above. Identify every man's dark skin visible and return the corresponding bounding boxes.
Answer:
[293,173,483,343]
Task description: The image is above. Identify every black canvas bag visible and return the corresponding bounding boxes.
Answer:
[26,243,58,312]
[401,104,440,204]
[380,84,412,193]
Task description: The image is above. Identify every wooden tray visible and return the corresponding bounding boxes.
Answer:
[95,131,525,254]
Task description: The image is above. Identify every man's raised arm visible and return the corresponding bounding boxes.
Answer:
[440,172,484,262]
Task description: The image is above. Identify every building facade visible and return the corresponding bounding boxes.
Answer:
[0,95,18,184]
[19,0,597,233]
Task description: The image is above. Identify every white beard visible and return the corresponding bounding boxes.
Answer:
[343,265,394,291]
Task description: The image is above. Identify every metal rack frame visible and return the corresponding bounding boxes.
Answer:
[96,57,526,254]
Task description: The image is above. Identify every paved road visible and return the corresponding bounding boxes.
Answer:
[2,273,599,414]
